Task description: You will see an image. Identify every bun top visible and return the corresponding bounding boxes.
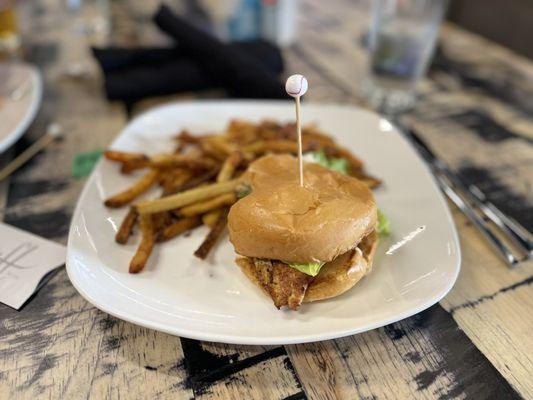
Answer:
[228,154,376,263]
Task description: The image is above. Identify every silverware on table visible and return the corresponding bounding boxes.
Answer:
[435,174,520,266]
[396,121,532,267]
[0,123,63,182]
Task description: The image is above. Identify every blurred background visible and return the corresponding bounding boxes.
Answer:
[3,0,533,115]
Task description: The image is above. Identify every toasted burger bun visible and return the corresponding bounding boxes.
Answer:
[236,231,378,304]
[228,154,377,264]
[304,231,377,302]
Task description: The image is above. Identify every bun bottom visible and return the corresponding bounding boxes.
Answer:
[236,231,378,306]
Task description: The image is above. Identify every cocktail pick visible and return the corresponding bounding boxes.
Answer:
[285,74,308,187]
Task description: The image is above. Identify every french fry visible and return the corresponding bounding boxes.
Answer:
[129,214,156,274]
[351,170,382,189]
[241,140,315,155]
[104,150,148,163]
[161,169,193,195]
[194,208,229,260]
[120,160,149,173]
[158,170,174,187]
[217,151,243,182]
[210,136,237,155]
[178,192,237,217]
[276,122,296,139]
[157,216,202,243]
[226,119,258,144]
[199,139,229,162]
[152,211,173,231]
[115,207,138,244]
[303,131,336,147]
[202,210,220,228]
[198,152,243,225]
[166,168,219,195]
[136,178,241,214]
[361,177,381,189]
[256,120,283,141]
[242,140,294,154]
[105,169,159,208]
[175,130,207,146]
[149,154,216,170]
[105,150,150,173]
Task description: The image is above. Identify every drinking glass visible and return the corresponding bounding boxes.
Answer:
[60,0,110,77]
[365,0,448,114]
[65,0,110,42]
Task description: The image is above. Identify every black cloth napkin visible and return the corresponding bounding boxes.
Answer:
[93,5,286,102]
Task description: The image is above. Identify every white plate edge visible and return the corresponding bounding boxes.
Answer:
[0,63,43,153]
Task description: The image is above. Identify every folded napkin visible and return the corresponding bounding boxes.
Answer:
[93,5,286,102]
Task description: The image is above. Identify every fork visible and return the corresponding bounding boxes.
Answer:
[396,121,531,267]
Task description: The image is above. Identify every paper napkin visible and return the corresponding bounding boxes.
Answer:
[0,222,66,309]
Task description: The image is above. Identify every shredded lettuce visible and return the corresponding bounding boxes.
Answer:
[328,157,349,174]
[377,209,391,236]
[287,261,325,276]
[286,212,390,275]
[304,150,349,175]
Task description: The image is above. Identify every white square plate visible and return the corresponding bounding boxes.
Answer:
[66,101,460,345]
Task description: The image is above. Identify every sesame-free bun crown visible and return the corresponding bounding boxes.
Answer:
[228,154,377,263]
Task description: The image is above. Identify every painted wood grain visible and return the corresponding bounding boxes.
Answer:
[287,305,520,399]
[439,211,533,398]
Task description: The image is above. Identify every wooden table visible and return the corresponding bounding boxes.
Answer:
[1,1,532,398]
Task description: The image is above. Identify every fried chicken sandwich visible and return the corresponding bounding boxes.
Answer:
[227,154,378,310]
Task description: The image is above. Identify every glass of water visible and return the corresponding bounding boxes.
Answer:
[365,0,448,114]
[65,0,110,43]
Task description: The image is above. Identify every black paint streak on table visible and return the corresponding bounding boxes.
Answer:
[2,145,71,237]
[407,106,532,144]
[5,208,71,239]
[449,275,533,315]
[180,338,305,398]
[432,48,533,118]
[0,273,74,359]
[446,109,533,144]
[5,178,70,200]
[281,391,307,400]
[176,304,520,400]
[388,305,522,399]
[457,165,533,232]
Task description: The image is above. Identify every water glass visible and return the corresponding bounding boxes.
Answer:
[65,0,110,43]
[366,0,448,114]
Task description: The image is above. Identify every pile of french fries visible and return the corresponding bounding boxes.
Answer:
[104,119,381,273]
